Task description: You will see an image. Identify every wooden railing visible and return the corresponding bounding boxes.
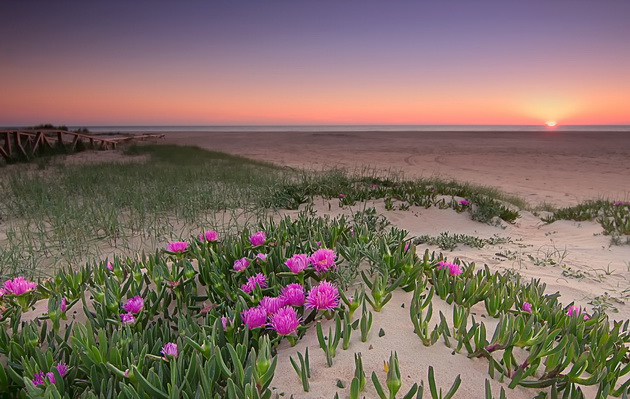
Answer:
[0,130,164,162]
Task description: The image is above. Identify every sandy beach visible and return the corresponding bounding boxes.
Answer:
[161,130,630,208]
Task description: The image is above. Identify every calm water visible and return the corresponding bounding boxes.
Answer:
[70,125,630,134]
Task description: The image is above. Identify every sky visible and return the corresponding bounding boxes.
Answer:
[1,0,629,126]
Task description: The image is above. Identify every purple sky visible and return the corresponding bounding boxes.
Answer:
[1,0,629,125]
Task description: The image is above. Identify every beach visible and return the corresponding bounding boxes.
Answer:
[160,130,630,208]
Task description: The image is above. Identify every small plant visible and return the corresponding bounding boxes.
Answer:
[427,366,461,399]
[359,300,374,342]
[316,315,343,367]
[289,348,311,392]
[371,352,420,399]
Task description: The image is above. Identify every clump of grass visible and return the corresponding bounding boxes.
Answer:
[543,200,630,243]
[415,233,511,251]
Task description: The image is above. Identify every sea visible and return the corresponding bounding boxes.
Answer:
[69,125,630,134]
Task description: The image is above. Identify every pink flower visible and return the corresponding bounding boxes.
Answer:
[567,305,589,320]
[161,342,178,358]
[305,281,340,311]
[241,273,268,293]
[404,242,410,252]
[316,241,322,247]
[249,231,266,246]
[167,241,188,253]
[233,257,250,272]
[437,261,463,276]
[281,283,305,306]
[0,288,5,297]
[241,306,267,329]
[120,313,136,324]
[256,253,267,262]
[122,296,144,314]
[260,296,287,315]
[459,200,470,205]
[107,262,114,271]
[612,201,623,206]
[285,254,310,273]
[60,298,67,312]
[32,371,46,386]
[55,362,69,377]
[199,230,219,242]
[309,248,337,274]
[339,193,345,198]
[522,302,532,313]
[269,306,301,335]
[349,228,354,235]
[3,276,37,296]
[221,316,229,331]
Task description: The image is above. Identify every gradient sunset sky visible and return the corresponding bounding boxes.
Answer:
[1,0,629,126]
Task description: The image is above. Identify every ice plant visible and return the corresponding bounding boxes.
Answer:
[437,261,463,276]
[3,276,37,296]
[522,302,532,313]
[269,306,300,335]
[122,295,144,314]
[199,230,219,242]
[250,231,266,246]
[221,316,229,331]
[459,200,470,205]
[567,305,590,320]
[281,283,305,306]
[60,298,67,313]
[241,273,268,293]
[233,257,250,272]
[309,249,337,274]
[120,313,136,324]
[32,371,46,386]
[161,342,178,359]
[305,281,340,311]
[285,254,310,273]
[260,296,287,315]
[167,241,188,253]
[107,262,114,271]
[241,306,268,329]
[339,193,345,198]
[256,253,267,262]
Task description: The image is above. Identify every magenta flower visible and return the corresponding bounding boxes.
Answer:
[281,283,305,306]
[437,261,463,276]
[3,276,37,296]
[522,302,532,313]
[233,257,250,272]
[60,298,67,312]
[221,316,229,331]
[241,273,268,293]
[199,230,219,242]
[316,241,322,247]
[459,200,470,205]
[107,262,114,271]
[55,362,69,377]
[161,342,178,358]
[309,248,337,273]
[285,254,310,273]
[241,306,267,329]
[256,253,267,262]
[612,201,623,206]
[122,295,144,314]
[167,241,188,253]
[249,231,266,246]
[567,305,589,320]
[120,313,136,324]
[305,281,340,311]
[32,371,46,386]
[404,242,410,252]
[339,193,345,198]
[260,296,287,315]
[269,306,301,335]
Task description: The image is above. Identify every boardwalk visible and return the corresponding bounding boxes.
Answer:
[0,130,164,162]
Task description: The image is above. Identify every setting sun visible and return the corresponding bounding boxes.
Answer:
[545,121,557,127]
